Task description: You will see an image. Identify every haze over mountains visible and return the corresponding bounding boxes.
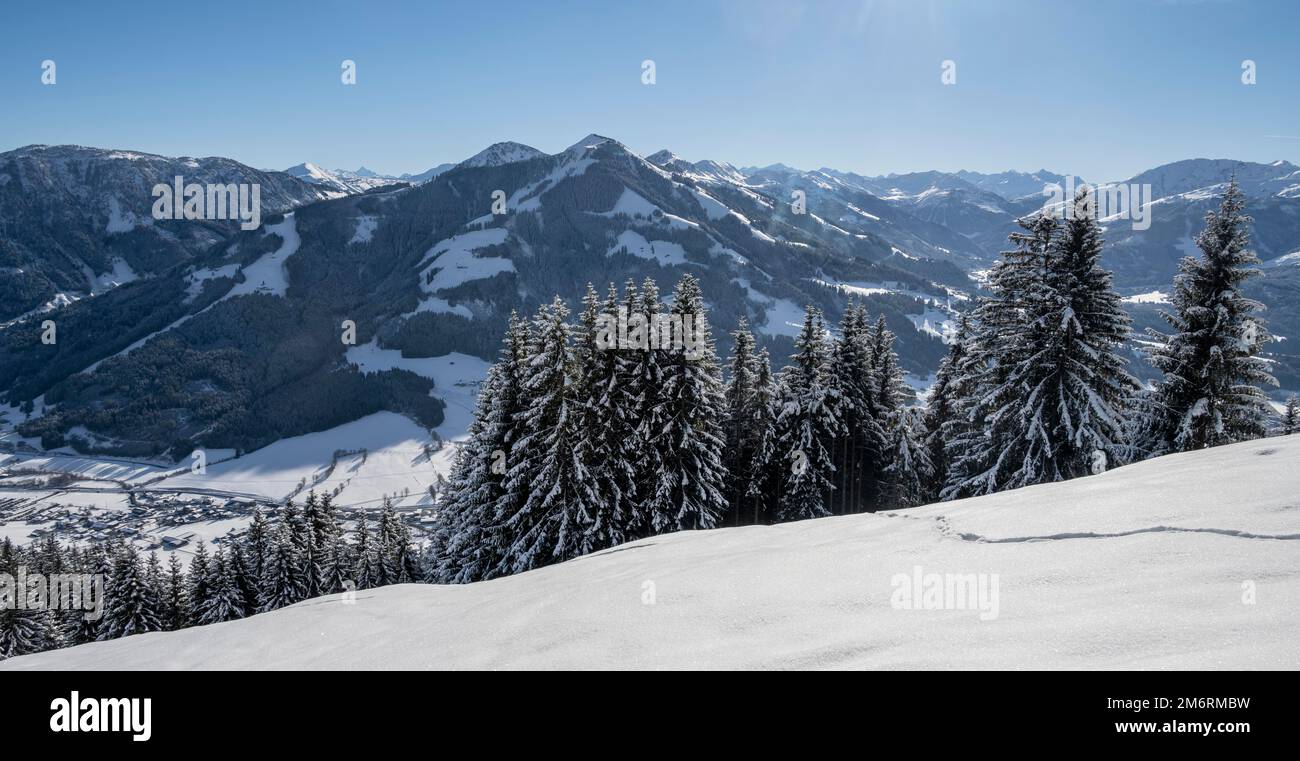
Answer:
[1,136,1297,462]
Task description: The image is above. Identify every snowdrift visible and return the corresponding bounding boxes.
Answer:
[6,436,1299,670]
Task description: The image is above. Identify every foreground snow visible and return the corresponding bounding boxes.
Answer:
[6,436,1299,670]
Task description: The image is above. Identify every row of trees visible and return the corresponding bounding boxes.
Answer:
[431,182,1285,583]
[0,493,428,660]
[427,268,939,585]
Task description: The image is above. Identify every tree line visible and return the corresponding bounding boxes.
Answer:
[0,493,429,660]
[428,181,1283,583]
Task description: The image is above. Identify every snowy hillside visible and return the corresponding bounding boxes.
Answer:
[7,435,1297,670]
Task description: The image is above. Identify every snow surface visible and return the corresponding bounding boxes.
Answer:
[224,214,299,298]
[418,228,513,292]
[7,435,1297,670]
[607,230,688,267]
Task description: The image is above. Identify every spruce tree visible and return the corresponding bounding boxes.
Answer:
[353,513,377,589]
[943,213,1059,499]
[623,278,670,538]
[834,305,888,512]
[647,274,728,532]
[434,312,531,583]
[0,542,48,659]
[883,408,935,508]
[575,283,632,547]
[774,307,841,521]
[724,318,760,524]
[922,313,971,502]
[162,552,189,631]
[186,542,211,626]
[499,297,603,573]
[1008,188,1137,484]
[97,544,163,640]
[1281,395,1299,436]
[1141,179,1276,454]
[745,347,781,524]
[198,546,246,625]
[259,520,305,612]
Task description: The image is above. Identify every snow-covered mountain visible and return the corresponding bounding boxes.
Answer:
[5,434,1296,670]
[0,144,332,322]
[954,168,1085,201]
[3,137,1298,464]
[287,162,458,193]
[284,163,405,194]
[457,141,547,168]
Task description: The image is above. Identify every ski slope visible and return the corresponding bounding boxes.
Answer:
[6,436,1299,670]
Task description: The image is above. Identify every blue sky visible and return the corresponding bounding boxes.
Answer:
[1,0,1297,181]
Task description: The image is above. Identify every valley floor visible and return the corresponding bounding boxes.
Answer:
[4,436,1299,670]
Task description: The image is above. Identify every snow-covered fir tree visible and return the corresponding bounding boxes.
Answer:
[576,283,633,546]
[724,318,780,525]
[432,312,530,583]
[868,315,910,417]
[1280,395,1299,436]
[162,552,189,631]
[922,313,971,503]
[1007,188,1137,483]
[0,539,51,660]
[623,278,670,538]
[645,274,728,532]
[829,303,887,514]
[198,546,246,625]
[883,407,935,508]
[259,520,305,612]
[97,544,163,640]
[498,297,603,573]
[774,307,842,521]
[186,541,211,624]
[1139,179,1276,454]
[943,213,1059,499]
[352,512,378,589]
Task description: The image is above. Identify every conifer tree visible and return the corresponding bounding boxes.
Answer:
[883,408,935,508]
[259,520,304,612]
[575,283,631,547]
[0,543,47,659]
[745,347,781,524]
[647,274,728,532]
[97,544,163,640]
[162,552,189,631]
[774,307,841,521]
[943,214,1059,499]
[1280,395,1299,436]
[198,546,246,625]
[186,542,212,625]
[831,303,888,513]
[499,297,603,572]
[1141,179,1276,454]
[353,513,377,590]
[922,313,971,502]
[724,318,760,524]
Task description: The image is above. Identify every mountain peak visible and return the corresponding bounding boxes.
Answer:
[458,141,546,168]
[646,149,682,167]
[563,134,624,156]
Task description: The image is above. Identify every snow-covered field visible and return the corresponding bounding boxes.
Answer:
[6,435,1298,670]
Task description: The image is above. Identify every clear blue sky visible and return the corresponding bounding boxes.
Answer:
[2,0,1297,181]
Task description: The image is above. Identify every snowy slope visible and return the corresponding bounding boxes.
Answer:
[6,435,1298,670]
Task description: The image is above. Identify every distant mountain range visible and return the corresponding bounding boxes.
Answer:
[1,137,1296,460]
